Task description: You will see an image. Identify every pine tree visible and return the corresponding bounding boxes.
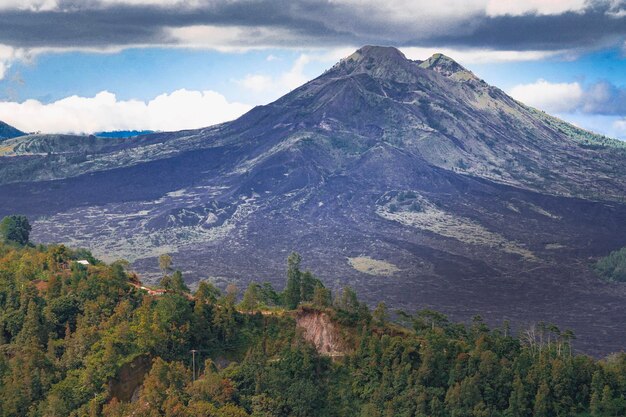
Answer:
[240,283,260,311]
[284,252,302,309]
[600,385,616,417]
[590,370,604,417]
[533,381,551,417]
[170,270,189,293]
[373,302,389,327]
[506,375,529,417]
[312,283,331,308]
[430,396,444,417]
[16,300,45,347]
[195,281,221,304]
[299,270,316,302]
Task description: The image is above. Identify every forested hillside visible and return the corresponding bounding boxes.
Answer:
[0,242,625,417]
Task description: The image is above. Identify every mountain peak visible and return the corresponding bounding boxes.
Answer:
[349,45,407,62]
[330,46,479,83]
[419,53,477,80]
[332,45,419,82]
[0,121,25,141]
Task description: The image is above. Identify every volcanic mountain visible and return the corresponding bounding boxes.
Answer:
[2,46,626,354]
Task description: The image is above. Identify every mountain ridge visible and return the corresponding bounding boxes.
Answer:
[0,120,25,140]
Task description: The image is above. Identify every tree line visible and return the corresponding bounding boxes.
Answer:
[0,219,624,416]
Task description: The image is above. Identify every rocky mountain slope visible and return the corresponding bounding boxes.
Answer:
[1,46,626,354]
[0,120,25,140]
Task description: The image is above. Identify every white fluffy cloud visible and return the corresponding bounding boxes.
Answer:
[613,119,626,137]
[234,49,353,102]
[509,78,626,116]
[166,25,303,52]
[0,89,251,134]
[401,47,563,65]
[233,55,311,102]
[509,78,626,139]
[509,79,584,113]
[0,44,27,80]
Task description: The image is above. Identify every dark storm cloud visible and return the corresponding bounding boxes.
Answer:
[0,1,355,48]
[423,8,626,51]
[0,0,624,51]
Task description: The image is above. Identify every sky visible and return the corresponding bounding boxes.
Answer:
[0,0,625,139]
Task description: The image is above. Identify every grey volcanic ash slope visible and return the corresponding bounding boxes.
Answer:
[2,46,626,354]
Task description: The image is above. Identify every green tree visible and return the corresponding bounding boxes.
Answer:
[0,215,31,245]
[372,302,388,327]
[506,375,529,417]
[240,283,260,311]
[595,246,626,282]
[600,385,617,417]
[170,270,190,293]
[312,283,331,308]
[195,281,221,304]
[15,299,45,347]
[258,282,280,306]
[159,253,173,275]
[284,252,302,309]
[533,381,551,417]
[299,270,317,303]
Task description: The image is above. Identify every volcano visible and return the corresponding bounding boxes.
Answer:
[2,46,626,355]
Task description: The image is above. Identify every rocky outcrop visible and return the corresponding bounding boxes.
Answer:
[108,355,151,402]
[295,309,347,357]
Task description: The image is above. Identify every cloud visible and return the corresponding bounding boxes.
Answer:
[233,55,312,101]
[0,44,27,80]
[234,49,353,101]
[0,1,623,52]
[0,0,58,12]
[554,113,626,140]
[510,79,584,113]
[509,79,626,115]
[581,80,626,114]
[237,74,274,94]
[0,89,252,133]
[236,58,311,93]
[485,0,587,16]
[613,118,626,137]
[401,47,563,64]
[0,1,622,82]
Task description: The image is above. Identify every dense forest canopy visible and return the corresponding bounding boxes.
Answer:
[0,240,624,417]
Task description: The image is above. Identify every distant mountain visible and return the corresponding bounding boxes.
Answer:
[95,130,155,138]
[0,121,25,140]
[1,46,626,355]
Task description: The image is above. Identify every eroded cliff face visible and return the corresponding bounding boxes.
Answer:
[108,355,151,402]
[295,309,347,357]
